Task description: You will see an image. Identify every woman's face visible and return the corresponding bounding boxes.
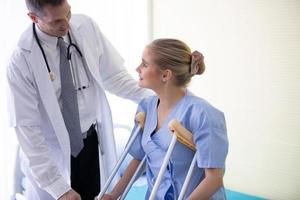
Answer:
[136,47,163,91]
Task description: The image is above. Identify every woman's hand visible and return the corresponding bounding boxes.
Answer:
[101,194,114,200]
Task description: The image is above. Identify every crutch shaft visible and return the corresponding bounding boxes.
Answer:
[97,112,145,200]
[178,154,197,200]
[149,134,177,200]
[97,126,141,199]
[169,119,197,200]
[119,156,147,200]
[149,119,196,200]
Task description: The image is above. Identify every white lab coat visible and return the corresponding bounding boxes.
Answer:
[7,14,150,199]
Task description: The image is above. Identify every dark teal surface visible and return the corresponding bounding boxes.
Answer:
[226,189,265,200]
[125,186,266,200]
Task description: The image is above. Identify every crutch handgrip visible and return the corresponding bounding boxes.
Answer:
[168,119,196,151]
[135,112,146,128]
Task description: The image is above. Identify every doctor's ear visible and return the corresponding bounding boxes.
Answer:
[27,12,39,23]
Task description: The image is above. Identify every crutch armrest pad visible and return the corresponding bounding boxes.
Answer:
[168,119,196,151]
[135,112,146,128]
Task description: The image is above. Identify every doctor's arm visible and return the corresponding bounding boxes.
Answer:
[7,54,71,199]
[89,18,153,103]
[15,126,72,199]
[102,69,153,103]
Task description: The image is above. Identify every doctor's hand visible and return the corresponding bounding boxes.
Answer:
[58,189,81,200]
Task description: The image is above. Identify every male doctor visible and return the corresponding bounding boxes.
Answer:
[6,0,151,199]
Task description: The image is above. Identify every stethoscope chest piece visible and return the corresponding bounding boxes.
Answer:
[33,23,89,89]
[49,71,56,81]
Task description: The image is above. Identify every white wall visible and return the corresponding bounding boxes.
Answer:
[152,0,300,199]
[0,1,28,199]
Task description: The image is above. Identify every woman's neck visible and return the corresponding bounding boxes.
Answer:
[157,87,186,110]
[155,87,186,131]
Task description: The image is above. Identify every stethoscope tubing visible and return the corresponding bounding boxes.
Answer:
[33,23,52,74]
[32,23,83,75]
[32,23,90,90]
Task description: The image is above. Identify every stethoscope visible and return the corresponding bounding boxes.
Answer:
[33,23,90,90]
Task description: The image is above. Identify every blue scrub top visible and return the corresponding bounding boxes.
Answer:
[129,91,229,200]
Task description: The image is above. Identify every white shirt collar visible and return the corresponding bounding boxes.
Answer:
[35,25,67,50]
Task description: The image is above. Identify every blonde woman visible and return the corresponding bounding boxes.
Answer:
[103,39,229,200]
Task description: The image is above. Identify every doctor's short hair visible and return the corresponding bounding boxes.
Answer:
[25,0,64,15]
[147,38,205,87]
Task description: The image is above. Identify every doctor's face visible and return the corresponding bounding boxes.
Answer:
[30,0,71,37]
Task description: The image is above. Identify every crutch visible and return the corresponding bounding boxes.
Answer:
[119,155,147,200]
[96,112,146,200]
[149,119,197,200]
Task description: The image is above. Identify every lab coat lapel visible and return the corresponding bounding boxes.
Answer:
[28,40,71,162]
[71,28,102,86]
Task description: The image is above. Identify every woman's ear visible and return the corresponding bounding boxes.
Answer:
[27,12,39,23]
[162,69,173,82]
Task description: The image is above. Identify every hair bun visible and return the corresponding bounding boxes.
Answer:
[190,51,205,75]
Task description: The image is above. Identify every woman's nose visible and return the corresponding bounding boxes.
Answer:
[136,64,141,72]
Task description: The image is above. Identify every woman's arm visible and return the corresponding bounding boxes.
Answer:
[103,159,141,200]
[187,168,224,200]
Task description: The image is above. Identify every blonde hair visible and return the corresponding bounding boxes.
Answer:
[148,38,205,87]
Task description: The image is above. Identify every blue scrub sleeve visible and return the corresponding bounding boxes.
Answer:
[128,123,145,160]
[192,107,228,168]
[128,105,146,160]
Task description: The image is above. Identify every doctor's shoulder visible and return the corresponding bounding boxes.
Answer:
[7,24,37,72]
[69,14,107,45]
[70,13,101,31]
[70,13,92,24]
[7,44,31,73]
[7,26,37,83]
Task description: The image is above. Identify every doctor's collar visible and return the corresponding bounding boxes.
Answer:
[35,25,62,50]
